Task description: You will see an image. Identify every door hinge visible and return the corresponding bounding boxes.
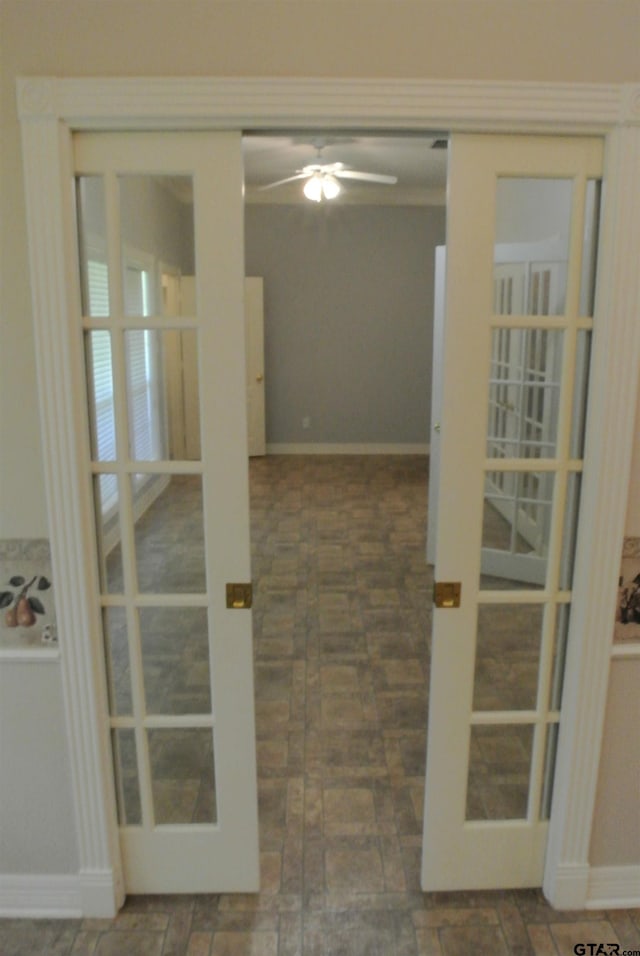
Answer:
[434,581,462,608]
[226,582,253,609]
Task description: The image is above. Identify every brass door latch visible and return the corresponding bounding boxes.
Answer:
[226,583,253,609]
[434,581,462,608]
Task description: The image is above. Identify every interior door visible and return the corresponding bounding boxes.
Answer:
[75,131,259,893]
[421,134,602,890]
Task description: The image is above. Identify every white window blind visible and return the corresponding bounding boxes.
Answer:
[124,263,164,465]
[87,259,110,317]
[126,329,163,463]
[87,260,118,515]
[87,259,165,516]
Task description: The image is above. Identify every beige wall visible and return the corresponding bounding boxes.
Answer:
[1,0,639,883]
[590,659,640,866]
[626,390,640,537]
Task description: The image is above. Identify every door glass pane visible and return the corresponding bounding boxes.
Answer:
[549,603,571,711]
[76,177,110,319]
[93,474,123,594]
[494,178,572,316]
[148,728,217,824]
[570,331,592,459]
[466,724,533,820]
[118,175,196,318]
[124,329,201,462]
[139,607,211,715]
[85,331,116,462]
[480,471,554,589]
[124,329,167,462]
[580,180,602,317]
[473,605,543,711]
[112,728,141,825]
[559,472,582,590]
[163,328,202,461]
[103,607,132,716]
[487,328,563,459]
[540,722,560,820]
[132,474,206,593]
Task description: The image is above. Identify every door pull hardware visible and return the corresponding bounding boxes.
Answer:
[226,583,253,609]
[256,374,264,383]
[434,581,462,609]
[434,422,441,432]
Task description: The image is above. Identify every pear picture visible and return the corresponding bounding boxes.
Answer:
[0,574,51,629]
[4,606,18,628]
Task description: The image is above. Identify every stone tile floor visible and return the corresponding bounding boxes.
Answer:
[2,893,640,955]
[2,456,639,955]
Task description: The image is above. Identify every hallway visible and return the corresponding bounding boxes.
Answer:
[250,455,431,910]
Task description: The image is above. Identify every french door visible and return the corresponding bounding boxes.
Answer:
[74,131,259,893]
[422,134,603,890]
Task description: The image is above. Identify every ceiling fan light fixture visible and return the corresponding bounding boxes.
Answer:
[321,175,341,200]
[303,174,323,202]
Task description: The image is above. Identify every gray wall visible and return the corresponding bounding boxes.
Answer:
[245,203,446,446]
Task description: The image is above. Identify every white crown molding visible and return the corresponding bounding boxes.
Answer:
[17,76,638,133]
[620,84,640,126]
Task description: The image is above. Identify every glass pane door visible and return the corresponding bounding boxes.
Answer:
[75,132,259,893]
[422,134,603,891]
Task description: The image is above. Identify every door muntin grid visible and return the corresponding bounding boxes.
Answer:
[78,170,219,830]
[466,173,602,826]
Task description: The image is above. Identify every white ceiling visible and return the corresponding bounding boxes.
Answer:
[242,132,448,205]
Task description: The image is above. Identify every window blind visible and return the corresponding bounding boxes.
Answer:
[87,260,118,515]
[87,259,165,517]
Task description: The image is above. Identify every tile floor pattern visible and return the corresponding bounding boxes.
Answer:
[2,455,639,955]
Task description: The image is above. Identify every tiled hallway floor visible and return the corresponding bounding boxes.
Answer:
[2,456,639,955]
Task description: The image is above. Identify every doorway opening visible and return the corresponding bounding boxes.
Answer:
[241,131,445,892]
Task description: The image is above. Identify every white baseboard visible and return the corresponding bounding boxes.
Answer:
[266,442,429,455]
[543,862,591,910]
[586,865,640,909]
[0,874,83,918]
[0,869,118,918]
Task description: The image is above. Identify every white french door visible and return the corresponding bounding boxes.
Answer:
[422,134,603,890]
[74,131,259,893]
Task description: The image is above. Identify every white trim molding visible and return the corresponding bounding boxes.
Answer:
[16,77,638,133]
[0,875,83,919]
[542,121,640,910]
[15,75,640,915]
[587,866,640,910]
[266,443,429,455]
[0,870,115,919]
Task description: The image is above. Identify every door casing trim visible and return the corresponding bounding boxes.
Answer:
[16,75,640,915]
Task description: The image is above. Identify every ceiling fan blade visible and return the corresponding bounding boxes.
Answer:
[257,172,309,191]
[334,170,398,185]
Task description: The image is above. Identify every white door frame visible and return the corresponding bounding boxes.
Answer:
[17,76,640,916]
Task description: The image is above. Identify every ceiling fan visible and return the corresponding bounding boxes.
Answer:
[258,146,398,202]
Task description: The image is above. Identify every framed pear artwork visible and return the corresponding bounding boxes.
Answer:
[0,541,57,650]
